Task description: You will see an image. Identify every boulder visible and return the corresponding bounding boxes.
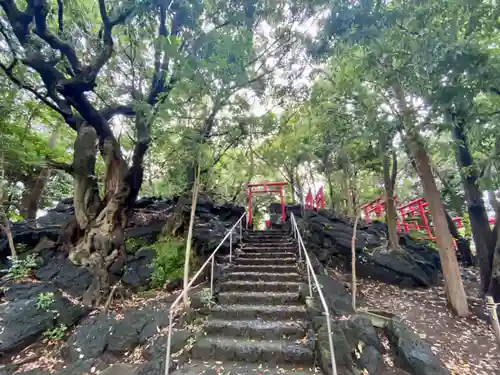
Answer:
[125,219,165,245]
[294,209,441,288]
[315,275,354,316]
[35,249,93,296]
[360,249,436,287]
[62,316,111,361]
[316,315,384,375]
[386,318,449,375]
[0,282,87,353]
[63,308,168,361]
[122,248,156,290]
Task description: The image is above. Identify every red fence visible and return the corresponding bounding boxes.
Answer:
[361,195,496,242]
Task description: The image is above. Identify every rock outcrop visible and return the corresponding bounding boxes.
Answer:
[290,208,441,287]
[0,195,243,374]
[304,273,449,375]
[0,282,88,354]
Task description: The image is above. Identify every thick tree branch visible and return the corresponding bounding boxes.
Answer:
[32,1,82,74]
[56,0,63,34]
[0,59,69,120]
[46,159,74,175]
[100,105,136,121]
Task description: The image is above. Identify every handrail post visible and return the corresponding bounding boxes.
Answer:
[164,212,246,375]
[229,230,233,262]
[210,256,215,298]
[289,213,338,375]
[306,258,312,297]
[325,312,337,375]
[164,310,174,375]
[239,219,242,242]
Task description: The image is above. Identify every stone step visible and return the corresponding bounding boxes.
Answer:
[243,234,293,241]
[210,304,308,321]
[231,264,297,273]
[192,336,314,365]
[226,271,301,282]
[242,244,296,251]
[220,280,302,293]
[218,291,301,305]
[243,239,294,245]
[238,251,296,259]
[203,319,309,340]
[171,359,320,374]
[234,257,296,265]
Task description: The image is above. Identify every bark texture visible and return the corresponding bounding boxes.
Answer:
[382,148,399,250]
[395,85,468,316]
[451,112,495,294]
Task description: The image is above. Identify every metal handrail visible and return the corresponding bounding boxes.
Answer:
[164,212,246,375]
[290,213,338,375]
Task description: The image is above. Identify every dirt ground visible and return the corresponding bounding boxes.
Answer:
[355,267,500,375]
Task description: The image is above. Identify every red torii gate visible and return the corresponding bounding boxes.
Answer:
[247,181,288,227]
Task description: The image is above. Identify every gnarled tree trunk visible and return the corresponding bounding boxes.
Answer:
[68,123,147,306]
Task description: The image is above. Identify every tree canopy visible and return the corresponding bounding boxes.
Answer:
[1,0,500,313]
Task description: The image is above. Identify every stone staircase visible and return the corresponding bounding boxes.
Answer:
[175,230,320,374]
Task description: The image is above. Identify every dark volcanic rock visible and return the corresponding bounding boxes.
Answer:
[63,309,168,361]
[35,249,93,296]
[122,248,156,290]
[387,318,449,375]
[63,316,113,361]
[292,209,440,287]
[315,275,354,316]
[0,282,87,354]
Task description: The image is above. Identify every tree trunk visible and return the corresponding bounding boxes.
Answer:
[395,85,468,316]
[404,130,469,315]
[289,171,296,204]
[444,209,474,267]
[68,124,145,306]
[327,173,335,213]
[489,222,500,301]
[488,192,500,300]
[184,165,200,305]
[382,148,399,250]
[20,169,51,220]
[344,167,354,216]
[20,129,59,220]
[451,112,495,294]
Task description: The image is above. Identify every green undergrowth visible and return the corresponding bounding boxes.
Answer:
[125,236,149,254]
[149,237,186,289]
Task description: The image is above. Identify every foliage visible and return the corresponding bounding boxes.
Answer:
[7,254,38,280]
[149,237,186,289]
[43,324,67,341]
[36,292,56,310]
[125,237,149,254]
[198,288,215,307]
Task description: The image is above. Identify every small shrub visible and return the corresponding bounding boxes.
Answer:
[7,254,38,280]
[198,288,214,307]
[36,292,56,310]
[149,237,185,289]
[43,324,67,341]
[125,236,148,254]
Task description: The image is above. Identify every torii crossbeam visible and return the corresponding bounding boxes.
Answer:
[247,181,288,227]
